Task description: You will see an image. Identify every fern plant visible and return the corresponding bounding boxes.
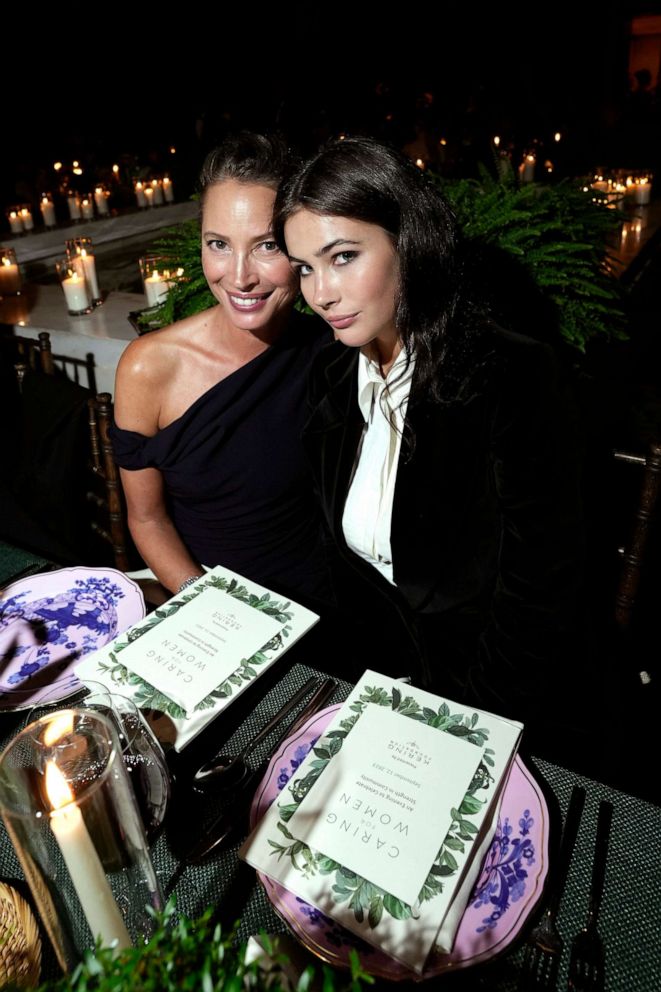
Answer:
[437,165,627,351]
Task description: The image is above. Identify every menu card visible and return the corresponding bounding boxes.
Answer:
[241,671,522,974]
[75,566,318,750]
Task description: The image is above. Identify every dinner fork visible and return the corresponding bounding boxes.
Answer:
[518,784,586,991]
[567,800,613,992]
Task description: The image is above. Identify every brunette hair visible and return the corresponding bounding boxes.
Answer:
[274,136,486,403]
[198,132,297,205]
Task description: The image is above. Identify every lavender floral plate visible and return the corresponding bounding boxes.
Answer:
[250,704,549,981]
[0,567,145,711]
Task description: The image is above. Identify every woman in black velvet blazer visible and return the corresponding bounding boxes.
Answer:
[274,137,584,724]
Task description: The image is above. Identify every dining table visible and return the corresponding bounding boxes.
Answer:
[0,654,658,992]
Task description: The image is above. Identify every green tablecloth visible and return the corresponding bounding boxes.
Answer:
[0,662,659,990]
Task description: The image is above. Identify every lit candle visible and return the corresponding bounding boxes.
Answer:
[144,269,168,306]
[634,178,652,205]
[61,270,91,312]
[68,193,82,221]
[150,179,164,206]
[8,211,23,235]
[46,762,131,952]
[0,255,21,295]
[144,187,154,208]
[79,248,100,300]
[81,198,94,221]
[94,187,110,216]
[41,196,57,227]
[20,208,34,231]
[162,176,174,202]
[134,182,147,208]
[519,154,536,183]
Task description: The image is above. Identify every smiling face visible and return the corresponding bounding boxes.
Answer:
[201,180,298,340]
[284,209,401,369]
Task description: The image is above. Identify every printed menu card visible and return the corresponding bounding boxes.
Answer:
[240,671,522,974]
[76,566,318,750]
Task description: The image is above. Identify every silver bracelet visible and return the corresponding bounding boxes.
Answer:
[177,574,203,593]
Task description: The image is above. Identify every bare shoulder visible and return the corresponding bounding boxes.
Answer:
[114,311,209,432]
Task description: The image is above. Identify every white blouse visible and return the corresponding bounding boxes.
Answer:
[342,348,415,585]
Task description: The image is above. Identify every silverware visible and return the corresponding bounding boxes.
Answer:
[192,674,321,790]
[518,784,586,991]
[567,800,613,992]
[183,676,337,863]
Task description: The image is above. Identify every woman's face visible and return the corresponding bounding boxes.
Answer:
[284,209,400,365]
[201,180,298,337]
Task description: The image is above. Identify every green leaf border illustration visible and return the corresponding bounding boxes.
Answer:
[93,575,293,719]
[268,685,495,929]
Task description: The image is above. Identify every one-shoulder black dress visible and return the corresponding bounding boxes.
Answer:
[109,312,332,606]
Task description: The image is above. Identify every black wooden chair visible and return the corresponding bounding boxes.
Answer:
[88,392,169,606]
[612,441,661,688]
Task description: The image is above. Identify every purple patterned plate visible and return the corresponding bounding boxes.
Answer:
[250,704,549,981]
[0,567,145,711]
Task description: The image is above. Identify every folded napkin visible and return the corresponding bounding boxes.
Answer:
[241,670,522,974]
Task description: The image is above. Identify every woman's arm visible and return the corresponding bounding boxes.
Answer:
[119,466,204,594]
[113,338,204,594]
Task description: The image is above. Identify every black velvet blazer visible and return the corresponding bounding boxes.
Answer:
[303,326,585,721]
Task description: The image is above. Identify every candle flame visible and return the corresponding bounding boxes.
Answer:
[2,258,11,268]
[176,267,184,277]
[42,711,75,746]
[45,761,74,811]
[493,135,501,147]
[554,132,561,142]
[9,212,17,219]
[81,249,87,258]
[54,162,62,171]
[112,164,119,173]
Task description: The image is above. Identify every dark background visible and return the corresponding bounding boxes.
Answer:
[2,3,659,211]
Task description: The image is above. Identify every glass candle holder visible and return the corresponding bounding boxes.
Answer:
[80,195,94,221]
[7,208,24,235]
[134,181,147,208]
[55,255,93,315]
[149,179,164,206]
[68,685,171,842]
[67,192,82,222]
[65,237,101,306]
[19,205,34,231]
[139,255,171,307]
[0,709,163,971]
[633,176,652,205]
[162,176,174,203]
[40,195,57,228]
[94,186,110,216]
[0,248,22,296]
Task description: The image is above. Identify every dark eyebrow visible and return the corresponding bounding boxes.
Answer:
[203,230,274,241]
[288,238,361,265]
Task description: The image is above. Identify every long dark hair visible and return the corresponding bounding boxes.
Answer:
[274,136,487,404]
[198,131,298,205]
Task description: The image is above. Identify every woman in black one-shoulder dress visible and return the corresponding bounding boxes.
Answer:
[110,134,331,607]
